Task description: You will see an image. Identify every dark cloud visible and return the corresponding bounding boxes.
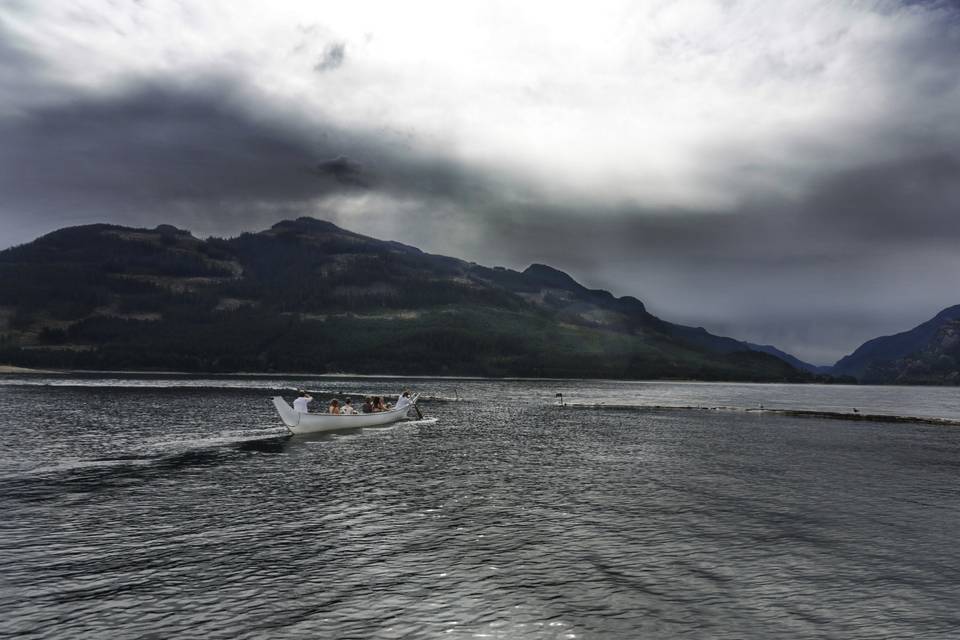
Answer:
[805,152,960,242]
[313,155,367,187]
[0,74,496,245]
[314,43,345,72]
[0,83,321,237]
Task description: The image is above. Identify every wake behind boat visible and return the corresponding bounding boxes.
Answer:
[272,394,421,434]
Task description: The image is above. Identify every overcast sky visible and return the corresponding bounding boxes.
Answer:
[1,0,959,364]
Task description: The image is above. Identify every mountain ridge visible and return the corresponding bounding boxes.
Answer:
[0,217,823,381]
[831,305,960,384]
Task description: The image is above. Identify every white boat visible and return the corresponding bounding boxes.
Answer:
[272,395,420,434]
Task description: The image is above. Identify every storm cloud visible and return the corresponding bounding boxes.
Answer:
[313,155,367,186]
[315,43,346,72]
[1,0,959,364]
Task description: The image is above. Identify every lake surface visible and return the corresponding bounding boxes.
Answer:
[2,375,960,639]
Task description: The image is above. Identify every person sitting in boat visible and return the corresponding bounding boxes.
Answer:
[361,397,374,413]
[341,397,357,415]
[373,396,387,412]
[292,390,313,413]
[328,399,341,415]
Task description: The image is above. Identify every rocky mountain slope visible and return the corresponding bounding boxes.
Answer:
[0,217,818,380]
[832,305,960,384]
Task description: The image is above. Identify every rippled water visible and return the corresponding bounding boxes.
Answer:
[2,375,960,639]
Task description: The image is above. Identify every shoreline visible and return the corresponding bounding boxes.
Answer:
[0,365,954,390]
[0,366,840,385]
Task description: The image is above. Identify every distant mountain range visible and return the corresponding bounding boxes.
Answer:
[0,217,953,384]
[0,217,829,381]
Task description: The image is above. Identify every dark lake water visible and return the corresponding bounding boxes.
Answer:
[2,375,960,639]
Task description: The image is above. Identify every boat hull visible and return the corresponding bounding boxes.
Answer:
[272,396,415,434]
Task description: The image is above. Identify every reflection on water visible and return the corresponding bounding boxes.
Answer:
[1,376,960,639]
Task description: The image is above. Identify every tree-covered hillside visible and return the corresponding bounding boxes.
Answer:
[0,218,815,380]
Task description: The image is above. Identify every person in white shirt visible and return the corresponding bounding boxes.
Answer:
[292,390,313,413]
[341,398,358,415]
[395,390,422,419]
[395,390,413,411]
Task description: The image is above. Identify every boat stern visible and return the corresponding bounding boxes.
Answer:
[272,396,300,429]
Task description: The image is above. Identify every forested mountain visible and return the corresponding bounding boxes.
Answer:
[0,217,821,380]
[832,305,960,384]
